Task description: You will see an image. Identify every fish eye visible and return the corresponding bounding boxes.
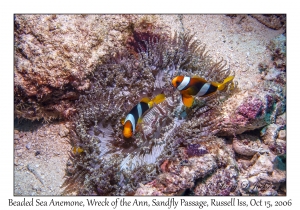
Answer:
[176,81,180,86]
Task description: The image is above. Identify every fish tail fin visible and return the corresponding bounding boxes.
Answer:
[217,75,235,91]
[149,94,166,108]
[140,97,151,103]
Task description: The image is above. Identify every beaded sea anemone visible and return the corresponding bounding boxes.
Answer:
[63,32,235,195]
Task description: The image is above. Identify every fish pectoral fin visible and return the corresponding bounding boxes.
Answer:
[135,118,143,131]
[120,118,125,125]
[186,86,199,95]
[138,118,143,124]
[77,147,83,153]
[182,94,194,107]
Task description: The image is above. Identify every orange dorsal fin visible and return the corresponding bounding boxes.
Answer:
[192,75,207,83]
[192,75,202,79]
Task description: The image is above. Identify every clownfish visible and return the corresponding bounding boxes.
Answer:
[121,94,165,138]
[172,75,234,107]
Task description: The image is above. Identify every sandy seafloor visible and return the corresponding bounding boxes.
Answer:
[14,14,285,196]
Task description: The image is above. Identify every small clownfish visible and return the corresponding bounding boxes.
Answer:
[73,147,83,154]
[172,75,234,107]
[121,94,166,138]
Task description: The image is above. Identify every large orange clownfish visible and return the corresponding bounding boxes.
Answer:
[121,94,165,138]
[172,75,234,107]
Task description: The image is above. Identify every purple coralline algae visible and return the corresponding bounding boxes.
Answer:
[237,97,263,120]
[186,144,208,157]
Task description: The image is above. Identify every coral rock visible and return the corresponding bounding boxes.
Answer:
[250,15,286,30]
[219,88,285,136]
[232,134,268,156]
[14,14,160,121]
[194,167,239,196]
[277,130,286,140]
[261,124,280,143]
[135,137,238,195]
[238,152,286,196]
[248,154,273,177]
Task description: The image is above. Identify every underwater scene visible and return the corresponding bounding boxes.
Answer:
[14,14,286,196]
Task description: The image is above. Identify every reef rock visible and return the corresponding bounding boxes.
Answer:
[218,86,285,136]
[250,15,286,30]
[14,14,165,121]
[232,134,268,156]
[238,153,286,196]
[194,167,239,196]
[261,124,286,155]
[135,137,238,195]
[248,154,274,177]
